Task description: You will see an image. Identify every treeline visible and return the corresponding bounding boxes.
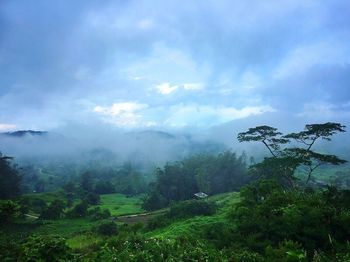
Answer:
[18,161,149,196]
[143,151,250,210]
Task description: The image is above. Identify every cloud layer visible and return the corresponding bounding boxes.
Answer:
[0,0,349,130]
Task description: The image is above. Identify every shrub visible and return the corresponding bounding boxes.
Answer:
[66,201,89,218]
[0,200,20,224]
[96,221,118,236]
[39,199,66,220]
[89,207,111,220]
[168,199,216,219]
[20,235,73,262]
[94,181,115,194]
[84,192,100,205]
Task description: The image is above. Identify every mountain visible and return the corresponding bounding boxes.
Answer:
[1,130,48,137]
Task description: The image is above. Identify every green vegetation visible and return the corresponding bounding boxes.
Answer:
[0,153,21,199]
[1,122,349,261]
[99,193,144,216]
[238,122,347,187]
[143,151,249,210]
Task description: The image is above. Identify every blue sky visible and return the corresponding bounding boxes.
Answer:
[1,0,350,131]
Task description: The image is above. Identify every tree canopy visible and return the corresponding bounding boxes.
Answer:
[0,152,21,199]
[237,122,347,187]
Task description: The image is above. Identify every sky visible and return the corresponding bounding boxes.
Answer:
[1,0,350,132]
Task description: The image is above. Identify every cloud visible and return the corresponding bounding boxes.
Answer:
[165,104,275,127]
[297,101,350,120]
[155,82,203,95]
[93,102,151,127]
[273,39,350,79]
[92,101,275,129]
[0,124,17,131]
[156,83,179,95]
[0,0,349,131]
[183,83,203,90]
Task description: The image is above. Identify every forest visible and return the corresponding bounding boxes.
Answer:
[1,122,350,261]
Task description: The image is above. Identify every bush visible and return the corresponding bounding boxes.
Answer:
[96,221,118,236]
[84,192,100,205]
[66,201,89,218]
[89,207,111,220]
[20,235,73,262]
[146,214,172,230]
[142,192,167,211]
[168,200,216,219]
[94,181,115,194]
[0,200,20,224]
[39,199,66,220]
[93,235,227,261]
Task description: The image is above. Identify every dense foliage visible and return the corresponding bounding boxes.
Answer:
[230,180,350,260]
[1,122,349,261]
[143,151,249,210]
[0,153,21,199]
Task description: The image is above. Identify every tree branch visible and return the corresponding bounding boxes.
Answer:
[262,139,276,157]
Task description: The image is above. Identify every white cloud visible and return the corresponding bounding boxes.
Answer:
[274,40,350,79]
[156,83,179,95]
[93,102,274,128]
[124,44,210,87]
[94,102,150,127]
[155,82,203,95]
[165,104,275,127]
[0,124,17,131]
[183,83,203,90]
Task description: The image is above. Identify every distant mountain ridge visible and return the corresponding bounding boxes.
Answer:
[1,130,48,137]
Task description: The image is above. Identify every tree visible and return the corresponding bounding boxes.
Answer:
[94,181,115,194]
[0,153,21,199]
[40,199,66,220]
[0,200,20,224]
[83,192,100,205]
[67,201,89,218]
[238,122,347,187]
[80,172,93,193]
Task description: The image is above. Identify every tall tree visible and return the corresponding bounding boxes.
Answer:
[237,122,347,187]
[0,152,21,199]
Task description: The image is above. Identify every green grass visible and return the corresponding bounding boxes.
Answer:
[66,233,102,249]
[19,190,66,203]
[99,193,145,216]
[146,191,240,239]
[4,192,144,248]
[33,218,98,236]
[146,214,227,239]
[5,191,239,250]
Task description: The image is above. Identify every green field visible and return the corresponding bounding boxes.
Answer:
[99,193,145,216]
[2,192,146,247]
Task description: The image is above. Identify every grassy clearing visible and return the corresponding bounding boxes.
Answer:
[33,218,98,236]
[3,192,144,247]
[146,214,227,239]
[66,233,102,249]
[99,193,145,216]
[19,190,66,203]
[146,192,240,239]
